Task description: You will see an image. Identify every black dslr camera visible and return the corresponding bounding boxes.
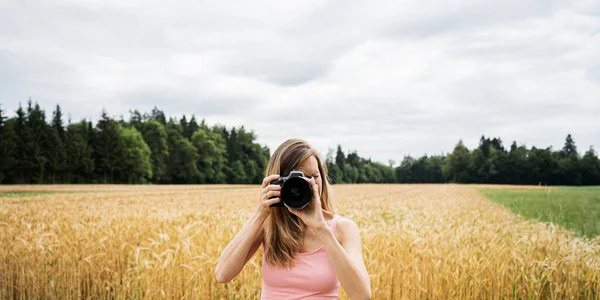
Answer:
[269,170,314,209]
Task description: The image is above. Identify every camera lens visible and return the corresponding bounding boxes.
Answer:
[281,177,312,209]
[290,188,302,198]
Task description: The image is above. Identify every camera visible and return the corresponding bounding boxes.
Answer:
[269,170,314,209]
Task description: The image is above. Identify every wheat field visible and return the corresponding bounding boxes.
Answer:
[0,184,599,299]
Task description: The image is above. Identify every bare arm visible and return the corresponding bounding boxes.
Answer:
[215,209,266,283]
[316,218,371,299]
[215,174,282,283]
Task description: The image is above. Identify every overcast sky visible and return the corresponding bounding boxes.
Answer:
[1,0,599,165]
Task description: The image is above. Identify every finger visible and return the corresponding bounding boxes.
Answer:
[265,197,281,206]
[302,176,318,187]
[263,184,282,192]
[261,174,280,188]
[264,190,281,200]
[308,178,318,193]
[311,179,321,204]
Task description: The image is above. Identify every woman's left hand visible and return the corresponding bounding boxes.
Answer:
[286,177,327,230]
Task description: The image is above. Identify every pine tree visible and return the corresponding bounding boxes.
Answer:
[562,134,578,158]
[180,115,189,139]
[65,120,95,183]
[335,145,345,170]
[185,115,199,140]
[94,110,126,183]
[0,104,16,183]
[151,106,167,125]
[559,134,581,185]
[26,101,50,183]
[46,104,67,183]
[12,103,28,182]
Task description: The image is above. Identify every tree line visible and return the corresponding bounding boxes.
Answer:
[328,135,600,186]
[0,100,598,185]
[0,100,269,184]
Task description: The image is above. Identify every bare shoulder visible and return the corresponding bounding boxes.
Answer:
[334,215,361,244]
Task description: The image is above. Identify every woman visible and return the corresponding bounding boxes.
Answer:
[215,138,371,299]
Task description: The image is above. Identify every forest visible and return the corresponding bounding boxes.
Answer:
[0,100,598,185]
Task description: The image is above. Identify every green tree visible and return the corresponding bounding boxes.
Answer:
[335,145,345,171]
[129,109,144,130]
[46,105,67,183]
[151,106,167,126]
[581,147,600,185]
[230,160,247,184]
[185,115,200,140]
[557,134,582,185]
[344,163,359,183]
[180,115,189,138]
[396,156,415,183]
[7,100,597,187]
[65,120,95,183]
[375,161,396,183]
[0,104,15,183]
[26,100,49,183]
[529,147,559,185]
[191,127,228,183]
[139,119,169,183]
[364,163,383,183]
[426,156,445,183]
[12,103,29,182]
[469,149,489,183]
[561,134,578,159]
[94,110,127,183]
[442,140,472,183]
[166,121,200,183]
[506,142,528,184]
[470,136,507,184]
[223,126,269,183]
[244,159,260,184]
[121,127,152,183]
[410,157,427,183]
[326,147,344,183]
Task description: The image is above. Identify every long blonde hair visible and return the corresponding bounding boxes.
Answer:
[263,138,335,268]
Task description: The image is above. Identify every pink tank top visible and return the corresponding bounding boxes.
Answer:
[261,214,341,300]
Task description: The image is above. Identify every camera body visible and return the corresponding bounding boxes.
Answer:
[269,170,314,209]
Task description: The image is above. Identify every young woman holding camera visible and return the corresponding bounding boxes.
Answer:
[215,138,371,299]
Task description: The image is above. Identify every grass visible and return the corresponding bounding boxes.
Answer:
[481,187,600,239]
[557,186,600,191]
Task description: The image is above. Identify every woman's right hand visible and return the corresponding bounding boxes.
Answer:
[256,174,282,217]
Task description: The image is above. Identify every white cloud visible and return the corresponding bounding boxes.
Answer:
[1,0,599,163]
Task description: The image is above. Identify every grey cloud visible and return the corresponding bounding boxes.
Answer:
[222,58,331,86]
